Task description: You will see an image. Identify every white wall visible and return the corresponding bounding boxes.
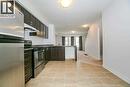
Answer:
[102,0,130,84]
[43,24,56,45]
[56,35,62,46]
[85,24,101,60]
[82,35,87,51]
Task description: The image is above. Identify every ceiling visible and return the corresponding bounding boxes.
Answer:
[29,0,112,33]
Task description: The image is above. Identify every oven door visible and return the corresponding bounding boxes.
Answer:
[38,50,44,62]
[34,48,45,68]
[34,50,39,68]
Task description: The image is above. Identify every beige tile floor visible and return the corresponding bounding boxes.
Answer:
[26,51,130,87]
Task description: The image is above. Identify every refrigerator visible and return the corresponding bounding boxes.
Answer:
[0,9,25,87]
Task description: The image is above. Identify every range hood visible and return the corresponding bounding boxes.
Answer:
[24,23,39,36]
[24,23,39,31]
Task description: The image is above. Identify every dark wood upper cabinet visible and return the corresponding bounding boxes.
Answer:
[23,9,31,25]
[40,24,45,37]
[40,23,48,39]
[44,25,48,39]
[36,20,41,31]
[15,2,23,13]
[45,26,49,39]
[30,15,36,28]
[15,1,49,38]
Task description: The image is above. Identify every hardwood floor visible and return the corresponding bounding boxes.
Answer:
[26,51,130,87]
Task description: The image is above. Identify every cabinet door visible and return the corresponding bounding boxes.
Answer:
[45,26,48,39]
[15,2,23,13]
[49,47,65,61]
[41,23,44,38]
[50,47,56,60]
[30,15,36,28]
[35,19,40,30]
[57,47,65,61]
[46,27,49,39]
[43,25,46,38]
[23,9,31,25]
[45,47,51,61]
[24,50,33,83]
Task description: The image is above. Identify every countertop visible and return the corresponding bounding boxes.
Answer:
[32,45,77,48]
[32,44,54,48]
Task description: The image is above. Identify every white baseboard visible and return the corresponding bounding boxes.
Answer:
[89,55,101,60]
[103,64,130,84]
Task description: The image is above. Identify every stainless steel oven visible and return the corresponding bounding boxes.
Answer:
[33,47,45,77]
[34,48,44,68]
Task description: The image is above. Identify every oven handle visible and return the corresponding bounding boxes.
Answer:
[24,48,33,51]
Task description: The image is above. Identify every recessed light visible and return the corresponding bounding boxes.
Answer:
[59,0,72,8]
[82,24,89,28]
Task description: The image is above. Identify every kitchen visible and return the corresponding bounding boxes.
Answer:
[0,0,77,87]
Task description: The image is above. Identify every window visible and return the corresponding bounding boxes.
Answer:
[65,37,68,46]
[62,36,80,49]
[65,37,71,46]
[75,37,79,48]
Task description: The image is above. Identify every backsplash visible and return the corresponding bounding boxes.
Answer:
[24,30,44,45]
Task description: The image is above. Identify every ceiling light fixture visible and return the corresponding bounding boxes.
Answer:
[59,0,72,8]
[82,24,89,28]
[71,31,75,33]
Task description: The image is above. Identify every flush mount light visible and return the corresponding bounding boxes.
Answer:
[82,24,89,28]
[59,0,72,8]
[71,31,75,33]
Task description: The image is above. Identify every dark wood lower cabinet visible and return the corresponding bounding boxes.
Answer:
[46,47,65,61]
[45,47,51,63]
[45,46,77,61]
[34,63,44,77]
[24,49,33,83]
